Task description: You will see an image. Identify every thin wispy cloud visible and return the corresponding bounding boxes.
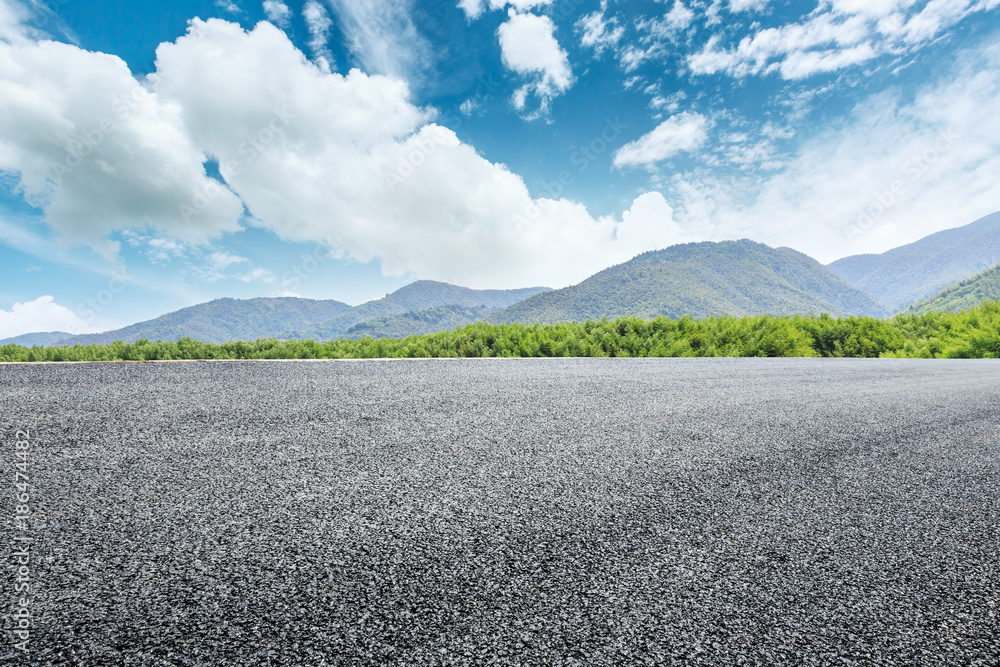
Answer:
[304,0,335,73]
[324,0,434,83]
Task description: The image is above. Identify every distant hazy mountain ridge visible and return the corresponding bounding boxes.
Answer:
[0,331,75,348]
[828,212,1000,310]
[34,298,352,346]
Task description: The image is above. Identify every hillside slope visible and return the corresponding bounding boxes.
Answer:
[827,211,1000,311]
[494,240,887,324]
[0,331,74,347]
[908,262,1000,315]
[286,281,550,340]
[340,306,492,340]
[57,297,352,345]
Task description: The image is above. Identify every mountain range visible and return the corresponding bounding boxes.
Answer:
[908,261,1000,315]
[492,240,887,324]
[827,211,1000,310]
[5,211,999,347]
[282,281,550,341]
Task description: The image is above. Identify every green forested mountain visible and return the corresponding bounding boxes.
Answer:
[341,306,492,340]
[284,280,550,340]
[53,297,352,345]
[827,211,1000,311]
[492,240,887,324]
[908,262,1000,314]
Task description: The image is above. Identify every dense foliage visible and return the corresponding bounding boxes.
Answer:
[3,302,998,362]
[342,306,490,339]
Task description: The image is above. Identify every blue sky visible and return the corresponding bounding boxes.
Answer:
[0,0,998,336]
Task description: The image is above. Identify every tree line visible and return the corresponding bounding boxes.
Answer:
[2,301,999,362]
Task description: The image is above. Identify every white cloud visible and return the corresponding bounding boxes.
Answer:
[497,10,574,117]
[238,267,276,283]
[650,91,687,113]
[458,0,486,20]
[0,296,95,338]
[614,112,710,169]
[459,98,479,116]
[207,251,247,269]
[325,0,434,82]
[613,2,696,74]
[0,17,244,258]
[729,0,769,12]
[669,42,1000,263]
[0,0,31,43]
[459,0,553,20]
[303,0,334,73]
[664,1,695,30]
[143,18,684,288]
[148,238,187,261]
[576,8,625,57]
[215,1,243,15]
[262,0,291,27]
[689,0,995,79]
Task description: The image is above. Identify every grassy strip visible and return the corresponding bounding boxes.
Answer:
[3,302,999,362]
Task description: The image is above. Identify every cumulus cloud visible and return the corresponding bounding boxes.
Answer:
[262,0,291,27]
[303,0,335,73]
[689,0,995,79]
[0,296,95,338]
[142,19,684,288]
[670,42,1000,262]
[0,18,244,257]
[0,0,31,42]
[614,112,710,169]
[497,10,574,117]
[0,7,686,291]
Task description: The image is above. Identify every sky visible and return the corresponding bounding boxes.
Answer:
[0,0,998,337]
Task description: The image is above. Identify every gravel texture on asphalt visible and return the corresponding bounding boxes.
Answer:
[1,358,999,665]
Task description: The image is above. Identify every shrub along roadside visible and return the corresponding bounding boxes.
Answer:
[3,302,999,362]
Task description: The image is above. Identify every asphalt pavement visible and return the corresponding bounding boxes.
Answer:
[1,358,998,665]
